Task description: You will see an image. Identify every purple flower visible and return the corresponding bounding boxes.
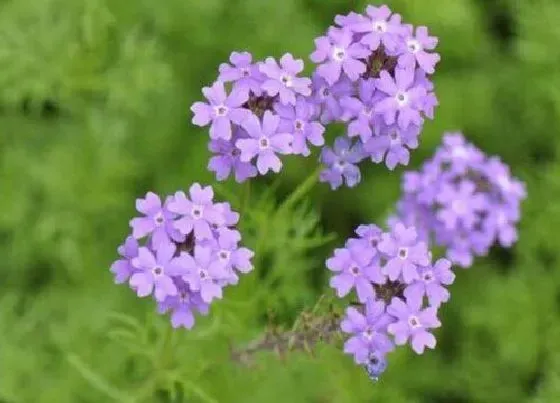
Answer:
[364,124,420,170]
[319,136,366,190]
[394,132,526,268]
[340,79,380,143]
[274,96,325,156]
[398,26,440,74]
[209,227,254,285]
[218,51,265,96]
[310,73,355,124]
[191,81,250,140]
[129,192,184,248]
[157,279,210,329]
[110,236,139,284]
[236,111,293,175]
[326,241,384,302]
[334,11,365,28]
[310,27,369,85]
[355,224,384,249]
[374,67,428,130]
[436,181,487,231]
[208,127,258,183]
[348,5,405,52]
[214,202,240,227]
[259,53,311,105]
[341,299,394,363]
[387,294,441,354]
[178,245,230,303]
[167,184,225,240]
[404,258,455,307]
[378,222,430,283]
[129,242,185,301]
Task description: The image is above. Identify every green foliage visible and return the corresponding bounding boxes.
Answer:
[0,0,559,402]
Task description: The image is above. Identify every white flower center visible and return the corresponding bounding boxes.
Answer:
[334,160,346,172]
[407,39,422,53]
[152,265,164,277]
[259,136,270,149]
[191,205,204,219]
[422,270,434,283]
[373,20,387,33]
[408,315,421,329]
[218,250,230,261]
[214,105,229,117]
[451,146,468,158]
[398,247,408,259]
[153,212,165,226]
[389,130,400,145]
[280,75,293,87]
[294,119,305,131]
[395,91,409,107]
[199,268,209,279]
[452,199,467,215]
[362,327,375,340]
[349,265,360,276]
[332,46,346,62]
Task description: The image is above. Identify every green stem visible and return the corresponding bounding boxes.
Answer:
[278,165,322,214]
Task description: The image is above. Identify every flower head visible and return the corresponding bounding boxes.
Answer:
[394,132,527,267]
[111,186,254,329]
[236,111,293,175]
[259,53,312,105]
[191,81,251,140]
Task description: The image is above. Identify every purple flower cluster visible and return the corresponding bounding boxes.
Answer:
[393,132,527,268]
[327,222,454,380]
[191,4,439,191]
[192,52,324,181]
[110,184,254,329]
[312,5,440,189]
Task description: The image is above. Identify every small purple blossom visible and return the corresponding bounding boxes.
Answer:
[191,81,250,141]
[375,68,428,130]
[319,136,366,190]
[398,26,440,74]
[310,27,369,85]
[157,279,210,329]
[326,240,383,302]
[110,236,139,284]
[378,222,430,284]
[208,127,258,183]
[341,299,394,363]
[347,5,405,52]
[274,96,325,156]
[404,258,455,307]
[167,183,225,240]
[218,51,265,96]
[236,111,293,175]
[129,242,185,301]
[178,245,230,303]
[129,192,184,248]
[387,294,441,354]
[259,53,312,105]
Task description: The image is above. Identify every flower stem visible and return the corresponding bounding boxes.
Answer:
[278,165,322,214]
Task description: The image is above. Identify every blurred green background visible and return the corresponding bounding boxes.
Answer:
[1,0,559,402]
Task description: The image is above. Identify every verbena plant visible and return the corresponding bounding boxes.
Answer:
[110,2,525,389]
